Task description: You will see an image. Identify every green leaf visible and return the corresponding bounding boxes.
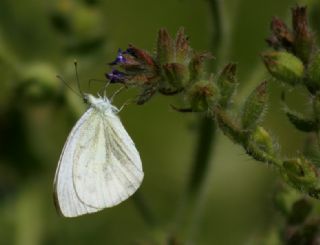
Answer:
[282,93,317,132]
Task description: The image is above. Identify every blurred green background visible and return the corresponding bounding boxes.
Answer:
[0,0,317,244]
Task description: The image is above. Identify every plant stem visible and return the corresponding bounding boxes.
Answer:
[186,0,223,196]
[187,118,217,195]
[209,0,223,57]
[132,191,157,227]
[179,0,225,243]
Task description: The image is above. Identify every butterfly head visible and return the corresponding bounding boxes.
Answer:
[83,93,115,113]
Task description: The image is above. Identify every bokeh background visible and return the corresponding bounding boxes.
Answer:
[0,0,318,244]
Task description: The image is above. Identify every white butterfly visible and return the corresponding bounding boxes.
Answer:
[53,93,144,217]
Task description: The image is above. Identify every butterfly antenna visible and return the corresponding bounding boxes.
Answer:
[88,78,105,90]
[74,60,84,97]
[103,81,111,98]
[56,75,82,98]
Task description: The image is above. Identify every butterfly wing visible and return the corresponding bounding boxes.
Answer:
[72,111,144,209]
[53,108,102,217]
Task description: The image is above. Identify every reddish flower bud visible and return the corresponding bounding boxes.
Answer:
[162,63,189,89]
[157,28,174,65]
[189,52,213,81]
[268,17,294,50]
[175,27,190,64]
[292,6,315,64]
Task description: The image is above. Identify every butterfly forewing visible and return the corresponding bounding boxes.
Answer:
[54,108,101,217]
[72,112,144,209]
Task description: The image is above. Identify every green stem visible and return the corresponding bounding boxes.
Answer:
[187,118,216,195]
[180,0,224,242]
[184,117,216,243]
[132,191,157,227]
[186,0,223,195]
[209,0,223,56]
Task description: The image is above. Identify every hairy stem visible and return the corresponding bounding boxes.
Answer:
[209,0,223,57]
[187,118,216,194]
[181,0,225,243]
[132,191,158,227]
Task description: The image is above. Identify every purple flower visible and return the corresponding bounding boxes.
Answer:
[109,48,126,65]
[105,69,127,83]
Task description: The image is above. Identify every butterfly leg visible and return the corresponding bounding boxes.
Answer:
[118,99,134,112]
[110,86,126,102]
[102,81,111,98]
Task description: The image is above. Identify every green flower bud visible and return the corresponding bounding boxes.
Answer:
[262,51,304,86]
[175,27,190,64]
[282,157,318,189]
[187,79,219,112]
[162,63,189,89]
[189,52,213,82]
[214,107,243,144]
[157,28,174,65]
[241,81,268,130]
[306,51,320,93]
[217,63,238,108]
[250,126,275,156]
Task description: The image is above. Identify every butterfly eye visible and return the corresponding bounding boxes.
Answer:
[83,94,90,104]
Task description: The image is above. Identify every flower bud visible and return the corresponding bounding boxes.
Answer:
[125,45,157,70]
[217,63,238,108]
[306,51,320,93]
[266,17,294,50]
[282,157,318,189]
[241,81,268,130]
[292,6,315,64]
[262,51,304,86]
[162,63,189,89]
[250,126,274,156]
[214,107,243,144]
[187,79,219,112]
[157,28,174,65]
[175,27,190,64]
[189,52,213,81]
